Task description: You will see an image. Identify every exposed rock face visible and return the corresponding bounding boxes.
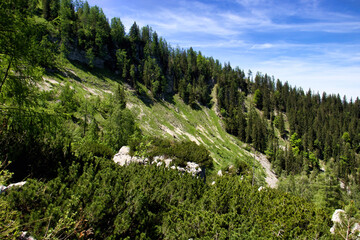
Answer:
[67,49,107,69]
[113,146,202,176]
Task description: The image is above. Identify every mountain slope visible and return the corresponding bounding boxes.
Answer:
[39,62,277,186]
[126,83,278,186]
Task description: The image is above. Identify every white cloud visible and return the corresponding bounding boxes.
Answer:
[250,43,273,49]
[236,56,360,99]
[87,0,360,99]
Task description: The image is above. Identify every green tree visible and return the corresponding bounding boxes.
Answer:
[0,160,20,239]
[333,203,360,240]
[129,64,136,87]
[254,89,263,109]
[57,83,78,113]
[274,113,286,137]
[143,57,165,97]
[114,85,126,109]
[59,0,75,54]
[0,0,53,102]
[104,107,136,151]
[116,49,128,78]
[129,21,141,63]
[110,17,125,48]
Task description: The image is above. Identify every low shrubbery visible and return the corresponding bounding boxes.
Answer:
[130,136,213,168]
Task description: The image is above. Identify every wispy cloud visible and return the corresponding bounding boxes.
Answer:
[255,57,360,99]
[87,0,360,98]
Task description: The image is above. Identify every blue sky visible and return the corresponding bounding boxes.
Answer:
[86,0,360,100]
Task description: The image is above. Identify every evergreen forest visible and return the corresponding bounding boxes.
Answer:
[1,0,360,239]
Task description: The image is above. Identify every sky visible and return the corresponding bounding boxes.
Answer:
[86,0,360,100]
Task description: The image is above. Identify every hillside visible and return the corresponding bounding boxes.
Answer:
[1,0,360,239]
[38,61,276,187]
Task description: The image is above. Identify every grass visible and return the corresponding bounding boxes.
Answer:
[126,84,264,179]
[40,59,267,182]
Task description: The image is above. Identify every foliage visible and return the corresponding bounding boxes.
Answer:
[333,203,360,240]
[254,88,263,109]
[103,106,137,152]
[131,137,213,168]
[57,83,78,113]
[0,160,20,239]
[77,141,114,159]
[4,160,332,239]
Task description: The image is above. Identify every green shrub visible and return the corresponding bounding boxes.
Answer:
[78,141,115,159]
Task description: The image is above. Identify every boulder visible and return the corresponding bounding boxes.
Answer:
[186,162,201,176]
[113,146,132,166]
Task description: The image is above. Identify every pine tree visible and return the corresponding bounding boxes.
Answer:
[59,0,75,54]
[111,17,125,49]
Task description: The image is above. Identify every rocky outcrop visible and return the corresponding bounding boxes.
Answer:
[113,146,202,176]
[67,49,108,69]
[113,146,148,166]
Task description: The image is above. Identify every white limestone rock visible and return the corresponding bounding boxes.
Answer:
[164,159,172,167]
[7,181,26,189]
[177,166,186,172]
[186,162,201,176]
[113,146,132,166]
[113,146,204,177]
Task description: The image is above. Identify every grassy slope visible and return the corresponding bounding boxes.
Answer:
[41,60,267,184]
